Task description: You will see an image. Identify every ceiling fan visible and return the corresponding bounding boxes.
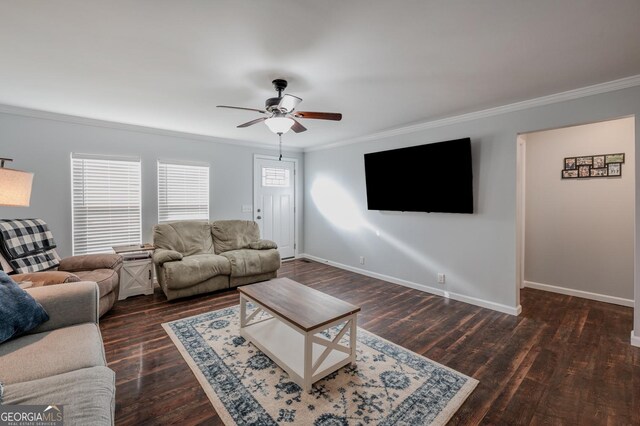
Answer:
[217,79,342,135]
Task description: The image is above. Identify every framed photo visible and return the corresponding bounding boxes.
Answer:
[564,158,576,170]
[578,165,590,178]
[562,152,624,180]
[608,163,621,176]
[590,168,607,177]
[562,170,578,179]
[593,155,605,168]
[606,153,624,164]
[576,156,593,166]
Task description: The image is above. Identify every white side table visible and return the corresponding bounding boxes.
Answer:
[118,258,154,300]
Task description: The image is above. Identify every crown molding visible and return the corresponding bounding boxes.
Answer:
[305,74,640,152]
[0,104,303,152]
[2,74,639,154]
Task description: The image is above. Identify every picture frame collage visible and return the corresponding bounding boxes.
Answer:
[562,153,624,179]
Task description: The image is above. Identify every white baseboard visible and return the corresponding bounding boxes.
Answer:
[631,331,640,348]
[299,253,521,316]
[523,280,634,307]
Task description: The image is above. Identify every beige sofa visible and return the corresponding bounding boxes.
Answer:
[0,282,115,425]
[152,220,281,300]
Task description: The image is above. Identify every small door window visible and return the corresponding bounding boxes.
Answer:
[262,167,290,187]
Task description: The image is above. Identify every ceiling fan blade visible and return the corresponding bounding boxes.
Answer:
[237,117,267,128]
[278,94,302,113]
[294,111,342,121]
[217,105,267,114]
[291,118,307,133]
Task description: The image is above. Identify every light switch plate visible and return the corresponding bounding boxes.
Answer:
[241,205,253,213]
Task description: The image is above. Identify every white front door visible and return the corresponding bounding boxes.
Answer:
[253,157,296,259]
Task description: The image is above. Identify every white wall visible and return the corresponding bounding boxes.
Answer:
[0,111,303,257]
[524,118,635,301]
[303,86,640,334]
[2,84,639,345]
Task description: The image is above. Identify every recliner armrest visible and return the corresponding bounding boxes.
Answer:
[24,281,99,333]
[11,271,81,286]
[58,254,123,273]
[247,239,278,250]
[152,249,183,265]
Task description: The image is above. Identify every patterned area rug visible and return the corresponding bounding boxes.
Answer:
[163,305,478,425]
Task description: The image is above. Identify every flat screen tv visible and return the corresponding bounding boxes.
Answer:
[364,138,473,213]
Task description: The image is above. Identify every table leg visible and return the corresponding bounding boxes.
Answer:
[240,294,246,328]
[304,331,313,393]
[350,314,357,365]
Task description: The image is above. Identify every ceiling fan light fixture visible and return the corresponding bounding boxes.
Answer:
[265,116,294,134]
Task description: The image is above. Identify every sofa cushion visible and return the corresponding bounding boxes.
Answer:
[162,254,231,289]
[211,220,261,254]
[221,249,281,278]
[74,269,119,298]
[0,323,106,385]
[153,220,214,256]
[3,366,115,426]
[0,271,49,344]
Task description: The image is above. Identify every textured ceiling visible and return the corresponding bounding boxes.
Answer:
[1,0,639,148]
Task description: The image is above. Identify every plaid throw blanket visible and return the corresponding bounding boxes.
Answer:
[0,219,61,274]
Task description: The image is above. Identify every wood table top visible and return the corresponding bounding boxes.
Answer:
[237,278,361,332]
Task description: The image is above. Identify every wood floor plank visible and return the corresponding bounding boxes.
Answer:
[101,259,640,425]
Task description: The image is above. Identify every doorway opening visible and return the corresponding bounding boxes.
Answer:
[516,117,635,312]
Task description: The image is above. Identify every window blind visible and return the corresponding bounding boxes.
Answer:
[157,161,209,223]
[71,154,142,255]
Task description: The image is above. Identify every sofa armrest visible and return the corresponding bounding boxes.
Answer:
[247,239,278,250]
[152,249,183,265]
[58,254,123,272]
[11,271,81,286]
[24,281,99,334]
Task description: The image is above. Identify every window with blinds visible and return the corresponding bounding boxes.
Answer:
[157,161,209,223]
[71,154,142,255]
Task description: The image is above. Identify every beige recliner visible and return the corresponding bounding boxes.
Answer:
[0,218,122,317]
[152,220,280,300]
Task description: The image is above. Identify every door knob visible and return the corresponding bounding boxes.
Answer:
[257,216,262,219]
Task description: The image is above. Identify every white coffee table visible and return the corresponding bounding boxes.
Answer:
[238,278,361,392]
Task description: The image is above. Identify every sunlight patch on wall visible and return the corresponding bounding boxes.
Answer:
[311,176,438,276]
[310,176,365,231]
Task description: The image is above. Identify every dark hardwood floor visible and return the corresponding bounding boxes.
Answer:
[100,259,640,425]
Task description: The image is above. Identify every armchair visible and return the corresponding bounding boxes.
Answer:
[0,219,122,317]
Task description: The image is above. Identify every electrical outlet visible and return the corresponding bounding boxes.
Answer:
[359,256,365,265]
[437,273,445,284]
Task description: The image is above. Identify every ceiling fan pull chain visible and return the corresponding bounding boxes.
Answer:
[278,132,283,161]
